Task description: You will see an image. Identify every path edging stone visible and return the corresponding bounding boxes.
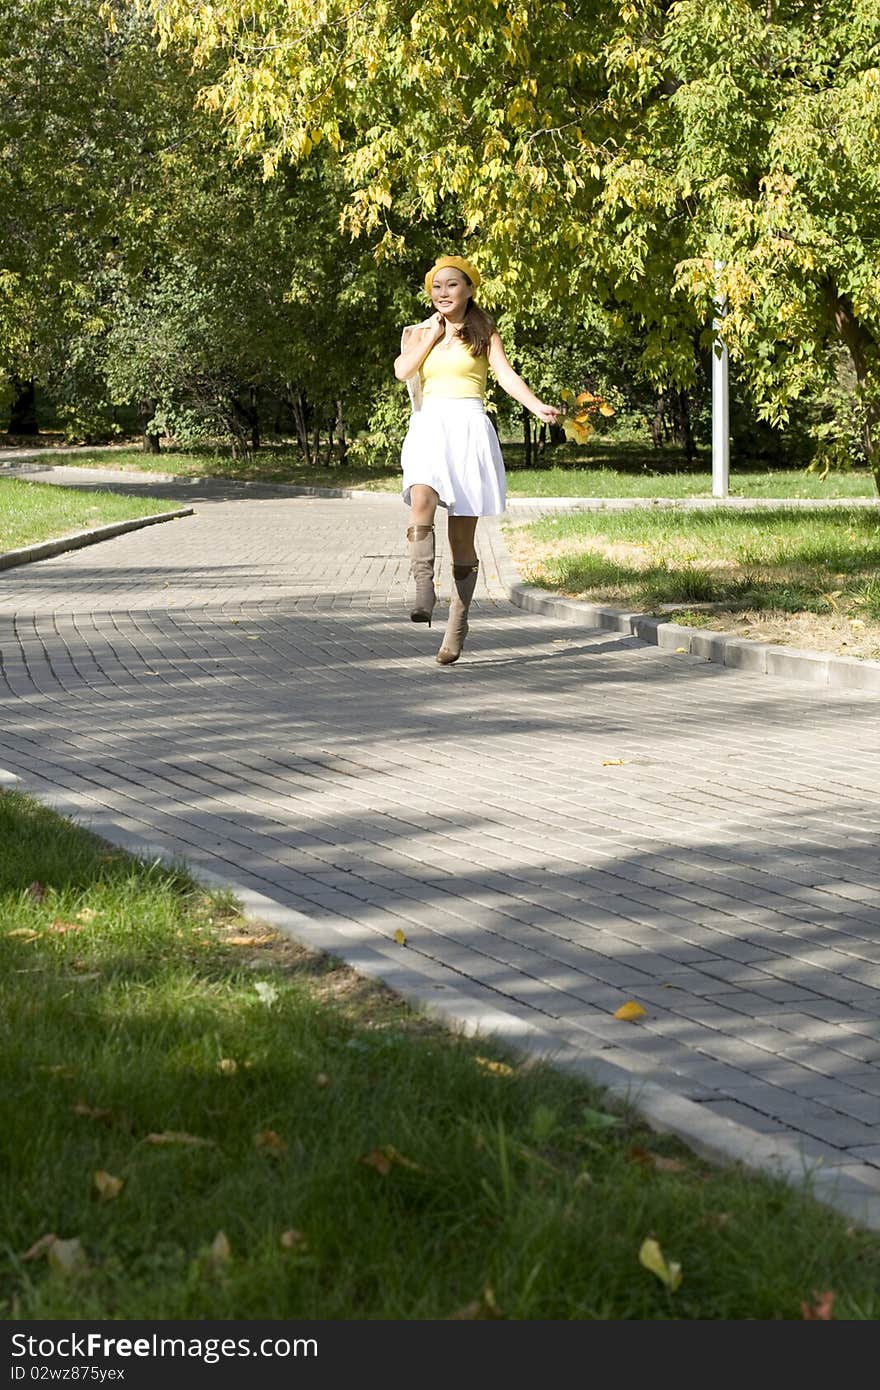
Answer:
[484,518,880,695]
[0,508,194,572]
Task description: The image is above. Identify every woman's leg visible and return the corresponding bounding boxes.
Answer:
[437,515,480,665]
[446,515,478,567]
[406,485,439,623]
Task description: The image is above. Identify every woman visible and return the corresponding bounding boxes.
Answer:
[394,255,559,665]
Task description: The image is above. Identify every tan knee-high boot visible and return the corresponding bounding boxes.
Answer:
[406,524,436,624]
[436,562,479,665]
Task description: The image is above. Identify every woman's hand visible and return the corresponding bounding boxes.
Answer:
[532,402,561,425]
[418,312,445,339]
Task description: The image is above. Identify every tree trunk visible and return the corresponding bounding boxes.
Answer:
[140,398,160,453]
[8,378,38,435]
[650,391,664,449]
[335,399,348,464]
[823,280,880,493]
[289,388,311,463]
[673,390,695,463]
[249,386,260,452]
[522,407,532,468]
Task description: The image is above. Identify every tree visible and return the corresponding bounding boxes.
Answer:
[142,0,880,485]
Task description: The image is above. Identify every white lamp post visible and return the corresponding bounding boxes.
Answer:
[712,259,730,499]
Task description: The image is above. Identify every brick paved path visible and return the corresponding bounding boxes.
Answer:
[3,481,880,1214]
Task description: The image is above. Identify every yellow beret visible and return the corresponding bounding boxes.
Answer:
[424,255,481,297]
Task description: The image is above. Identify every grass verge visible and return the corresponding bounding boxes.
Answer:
[0,478,182,552]
[505,507,880,660]
[4,443,876,500]
[3,787,880,1320]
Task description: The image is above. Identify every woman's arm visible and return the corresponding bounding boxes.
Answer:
[487,332,560,425]
[394,314,444,381]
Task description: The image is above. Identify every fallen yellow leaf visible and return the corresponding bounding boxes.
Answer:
[255,1129,288,1158]
[47,1237,89,1278]
[613,1001,647,1022]
[73,1101,114,1121]
[47,919,86,935]
[447,1283,503,1319]
[602,758,626,766]
[361,1144,421,1176]
[93,1171,124,1201]
[145,1131,215,1147]
[475,1056,514,1077]
[21,1232,58,1262]
[280,1229,307,1250]
[208,1231,231,1271]
[629,1146,687,1174]
[76,908,98,922]
[7,928,40,940]
[217,1058,238,1074]
[393,927,407,945]
[639,1237,682,1291]
[801,1290,835,1320]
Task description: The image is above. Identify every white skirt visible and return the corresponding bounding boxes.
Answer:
[401,397,506,517]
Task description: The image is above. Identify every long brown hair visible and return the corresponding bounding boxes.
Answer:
[455,276,495,358]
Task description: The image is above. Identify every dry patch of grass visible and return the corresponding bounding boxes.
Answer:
[505,511,880,661]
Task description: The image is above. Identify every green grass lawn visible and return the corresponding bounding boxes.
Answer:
[3,787,880,1320]
[7,442,876,500]
[0,477,181,552]
[506,506,880,658]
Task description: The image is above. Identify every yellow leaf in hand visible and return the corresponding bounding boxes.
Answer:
[93,1171,124,1201]
[614,1001,647,1021]
[639,1237,682,1291]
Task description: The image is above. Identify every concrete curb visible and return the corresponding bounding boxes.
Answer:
[4,762,880,1231]
[484,518,880,695]
[0,507,194,572]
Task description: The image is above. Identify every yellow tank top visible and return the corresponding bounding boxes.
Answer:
[420,338,488,400]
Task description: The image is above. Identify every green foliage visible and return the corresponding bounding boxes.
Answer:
[143,0,880,483]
